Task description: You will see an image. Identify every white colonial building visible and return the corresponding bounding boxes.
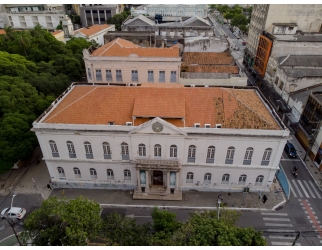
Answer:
[32,83,289,200]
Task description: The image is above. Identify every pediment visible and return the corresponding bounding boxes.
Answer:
[130,117,186,136]
[183,19,210,27]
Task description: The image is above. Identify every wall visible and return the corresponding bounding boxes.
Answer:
[271,40,322,58]
[184,37,228,52]
[8,13,63,30]
[146,4,208,18]
[265,4,322,33]
[105,32,156,47]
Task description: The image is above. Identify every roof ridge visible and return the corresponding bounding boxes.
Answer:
[115,37,123,48]
[98,39,118,56]
[224,89,277,129]
[45,86,99,123]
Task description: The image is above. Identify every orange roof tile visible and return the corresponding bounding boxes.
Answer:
[51,30,63,36]
[91,38,180,57]
[42,85,280,130]
[0,29,6,35]
[182,65,239,74]
[74,24,111,37]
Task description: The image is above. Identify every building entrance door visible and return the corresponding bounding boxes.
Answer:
[153,171,163,185]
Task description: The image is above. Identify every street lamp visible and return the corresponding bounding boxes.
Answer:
[217,198,221,221]
[11,193,17,209]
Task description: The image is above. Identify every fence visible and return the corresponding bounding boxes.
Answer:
[275,164,290,199]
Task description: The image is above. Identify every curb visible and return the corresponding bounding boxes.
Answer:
[99,204,273,212]
[299,156,322,192]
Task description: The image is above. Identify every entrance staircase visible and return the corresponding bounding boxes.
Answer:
[133,185,182,200]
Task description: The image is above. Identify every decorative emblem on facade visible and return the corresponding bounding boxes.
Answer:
[152,122,163,132]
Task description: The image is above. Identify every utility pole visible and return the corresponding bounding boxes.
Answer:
[6,215,23,246]
[217,198,221,221]
[292,231,300,246]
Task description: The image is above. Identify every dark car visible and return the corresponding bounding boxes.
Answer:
[284,141,297,158]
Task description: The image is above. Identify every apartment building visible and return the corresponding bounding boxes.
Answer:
[79,4,119,27]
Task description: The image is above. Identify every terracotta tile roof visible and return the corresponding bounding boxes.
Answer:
[74,24,111,37]
[91,38,180,57]
[42,85,280,130]
[140,83,184,88]
[51,30,63,36]
[0,29,6,35]
[182,65,239,74]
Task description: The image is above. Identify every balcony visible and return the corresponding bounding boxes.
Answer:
[52,152,59,157]
[122,155,129,160]
[261,160,269,166]
[104,154,111,159]
[225,159,233,164]
[187,157,195,163]
[206,158,214,163]
[69,153,77,158]
[243,159,251,165]
[86,154,94,159]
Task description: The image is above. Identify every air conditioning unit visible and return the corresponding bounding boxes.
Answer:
[194,123,200,128]
[108,121,114,125]
[204,124,211,128]
[126,122,132,126]
[215,124,222,128]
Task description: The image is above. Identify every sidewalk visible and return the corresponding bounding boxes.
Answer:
[49,178,285,211]
[289,134,322,191]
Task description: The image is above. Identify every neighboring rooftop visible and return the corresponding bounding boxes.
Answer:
[42,84,280,130]
[90,38,180,57]
[274,34,322,42]
[282,68,322,78]
[51,30,63,36]
[278,55,322,67]
[290,84,322,105]
[0,29,6,35]
[74,24,112,37]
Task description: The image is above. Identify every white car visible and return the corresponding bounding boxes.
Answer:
[1,207,26,220]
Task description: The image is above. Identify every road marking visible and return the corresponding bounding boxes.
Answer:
[292,180,303,197]
[263,218,290,221]
[297,180,310,198]
[308,181,322,199]
[267,229,295,233]
[261,213,288,216]
[125,214,152,218]
[269,235,295,240]
[289,183,297,198]
[265,223,293,227]
[271,242,300,246]
[303,180,316,198]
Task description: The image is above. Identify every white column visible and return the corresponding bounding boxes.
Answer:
[175,171,179,192]
[98,10,101,25]
[91,10,94,25]
[136,169,141,192]
[166,171,170,193]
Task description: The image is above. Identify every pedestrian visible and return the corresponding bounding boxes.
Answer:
[218,194,222,200]
[47,184,52,191]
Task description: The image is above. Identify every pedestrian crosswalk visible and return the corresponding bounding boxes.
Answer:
[261,212,301,246]
[290,180,321,199]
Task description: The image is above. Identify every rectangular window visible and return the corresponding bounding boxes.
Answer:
[96,69,102,81]
[87,68,92,80]
[170,71,176,82]
[159,71,165,82]
[106,70,112,81]
[131,70,138,82]
[148,70,154,82]
[186,173,193,183]
[116,70,122,82]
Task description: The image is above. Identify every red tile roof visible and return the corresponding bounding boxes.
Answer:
[51,30,63,36]
[91,38,180,57]
[0,29,6,35]
[42,85,279,130]
[74,24,111,37]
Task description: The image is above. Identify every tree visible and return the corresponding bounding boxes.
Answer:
[231,14,248,28]
[151,207,181,234]
[20,196,102,246]
[99,212,151,246]
[56,20,63,30]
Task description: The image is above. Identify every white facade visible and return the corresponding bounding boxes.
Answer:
[146,4,208,18]
[73,25,115,45]
[32,84,289,198]
[0,4,65,30]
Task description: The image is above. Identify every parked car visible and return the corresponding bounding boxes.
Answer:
[242,41,247,46]
[1,207,26,220]
[284,141,297,158]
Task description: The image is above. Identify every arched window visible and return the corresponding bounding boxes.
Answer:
[186,172,193,183]
[57,167,65,178]
[90,168,97,179]
[49,140,59,157]
[170,145,177,158]
[204,173,212,184]
[67,141,76,158]
[222,174,230,184]
[107,169,114,180]
[261,148,272,165]
[73,167,81,178]
[238,174,247,185]
[103,142,111,159]
[187,145,196,163]
[124,169,131,180]
[225,147,235,164]
[84,142,93,159]
[154,144,161,157]
[206,146,215,163]
[243,147,253,165]
[255,175,264,186]
[121,142,129,160]
[138,143,146,157]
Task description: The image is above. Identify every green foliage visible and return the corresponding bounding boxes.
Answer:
[20,196,102,246]
[56,20,63,30]
[231,14,248,28]
[0,158,12,174]
[106,11,130,31]
[216,4,230,15]
[151,207,181,234]
[100,212,151,246]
